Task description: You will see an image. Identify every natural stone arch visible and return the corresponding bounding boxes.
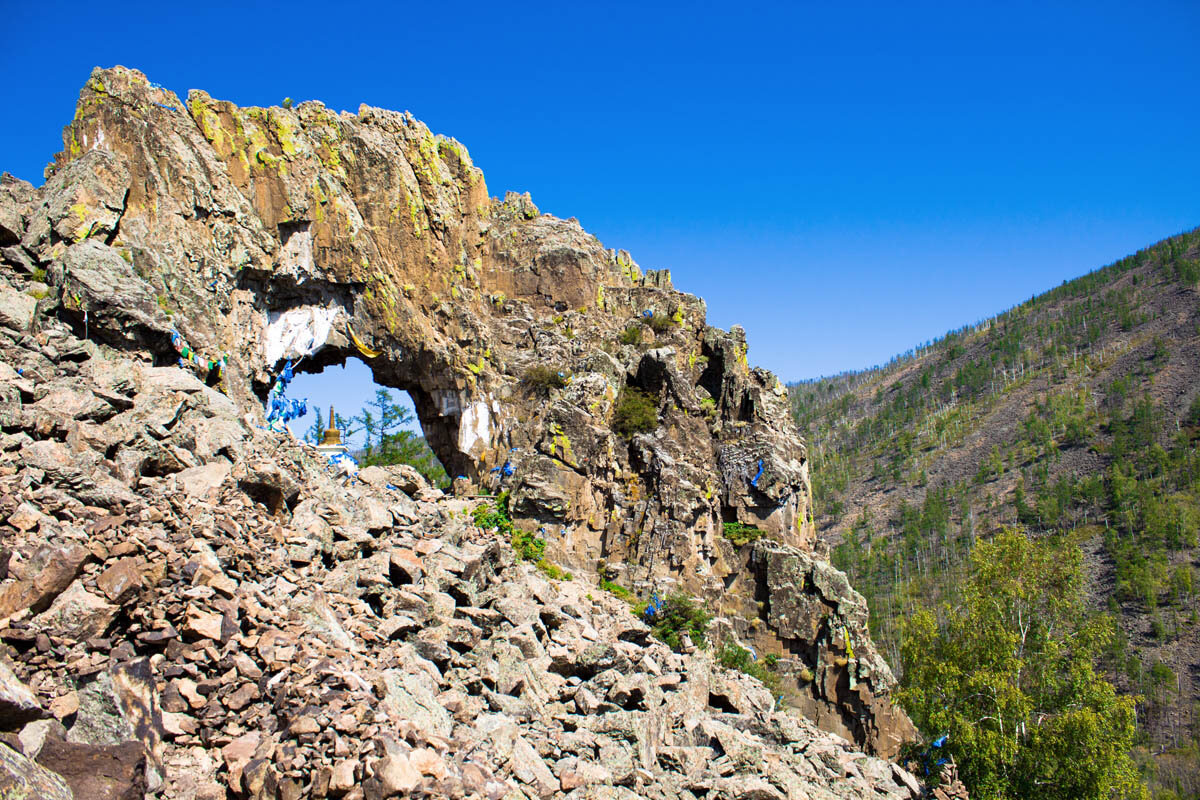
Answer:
[5,64,929,758]
[283,345,476,484]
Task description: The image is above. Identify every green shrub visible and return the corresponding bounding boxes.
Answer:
[472,490,512,531]
[618,325,643,346]
[718,640,781,696]
[645,313,675,334]
[646,592,711,651]
[700,396,717,416]
[30,267,47,283]
[613,387,658,438]
[763,653,779,669]
[722,521,767,546]
[473,492,548,563]
[523,364,568,392]
[511,527,546,562]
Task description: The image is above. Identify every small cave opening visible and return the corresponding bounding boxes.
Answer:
[697,343,724,402]
[278,355,453,490]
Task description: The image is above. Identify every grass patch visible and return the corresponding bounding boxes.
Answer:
[600,578,637,604]
[722,521,767,547]
[522,364,568,392]
[645,313,676,334]
[511,528,546,561]
[619,325,643,346]
[472,491,548,563]
[536,559,572,581]
[612,386,658,439]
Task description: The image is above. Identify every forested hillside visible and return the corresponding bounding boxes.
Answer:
[790,227,1200,798]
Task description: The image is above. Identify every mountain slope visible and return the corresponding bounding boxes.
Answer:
[789,227,1200,793]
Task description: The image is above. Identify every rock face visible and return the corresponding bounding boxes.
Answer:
[40,66,811,557]
[0,63,924,794]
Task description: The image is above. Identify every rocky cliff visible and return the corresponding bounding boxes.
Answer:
[0,65,921,796]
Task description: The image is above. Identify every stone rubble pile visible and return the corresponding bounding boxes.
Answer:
[0,260,931,798]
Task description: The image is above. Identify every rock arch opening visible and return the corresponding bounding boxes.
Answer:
[277,354,455,489]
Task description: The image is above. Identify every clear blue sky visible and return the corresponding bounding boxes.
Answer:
[3,0,1198,387]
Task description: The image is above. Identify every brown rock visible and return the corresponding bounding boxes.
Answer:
[36,737,147,800]
[409,747,446,779]
[0,545,89,617]
[0,658,44,727]
[160,711,196,737]
[289,716,320,735]
[6,503,41,534]
[95,558,143,604]
[173,678,205,710]
[375,752,421,795]
[225,682,259,711]
[0,740,73,800]
[33,581,118,641]
[182,606,225,641]
[48,692,78,720]
[221,731,260,789]
[389,549,424,585]
[330,758,358,793]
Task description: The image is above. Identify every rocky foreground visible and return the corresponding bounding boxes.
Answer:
[0,278,928,799]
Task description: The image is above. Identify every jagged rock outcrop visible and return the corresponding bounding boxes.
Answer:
[0,65,916,761]
[34,66,808,554]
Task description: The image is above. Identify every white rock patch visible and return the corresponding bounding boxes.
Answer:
[264,307,337,364]
[458,400,491,455]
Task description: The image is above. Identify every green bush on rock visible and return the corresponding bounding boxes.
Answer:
[613,386,658,439]
[472,491,549,565]
[645,592,711,652]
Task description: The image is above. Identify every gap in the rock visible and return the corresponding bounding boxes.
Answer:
[287,357,422,453]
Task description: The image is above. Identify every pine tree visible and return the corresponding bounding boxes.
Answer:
[303,406,326,445]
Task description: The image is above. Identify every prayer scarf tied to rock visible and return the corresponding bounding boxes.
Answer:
[170,329,226,379]
[265,359,308,432]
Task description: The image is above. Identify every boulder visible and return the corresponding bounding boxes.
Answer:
[0,741,73,800]
[0,660,44,728]
[0,282,36,332]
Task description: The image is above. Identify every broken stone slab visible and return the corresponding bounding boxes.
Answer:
[0,740,73,800]
[0,544,89,617]
[33,581,118,642]
[37,737,148,800]
[95,558,143,604]
[0,282,36,333]
[0,659,44,728]
[378,669,454,739]
[510,733,559,798]
[18,718,67,761]
[181,606,226,642]
[173,461,232,500]
[56,240,172,347]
